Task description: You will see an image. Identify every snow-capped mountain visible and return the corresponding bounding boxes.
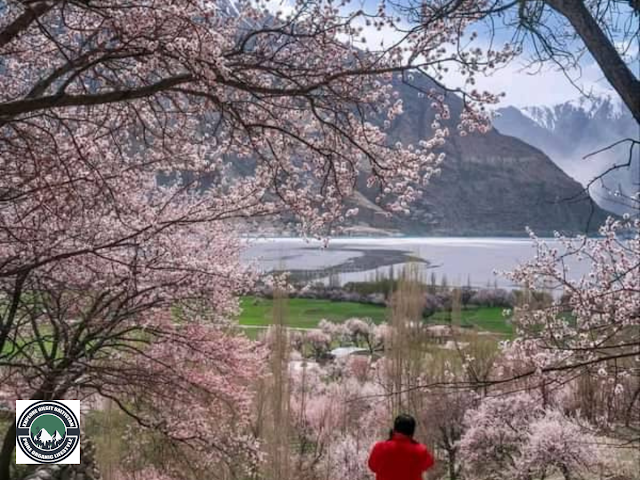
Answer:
[52,430,64,445]
[519,96,629,133]
[494,96,639,214]
[34,428,53,445]
[33,427,65,449]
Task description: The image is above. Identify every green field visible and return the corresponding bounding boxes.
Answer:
[238,297,511,334]
[0,298,511,352]
[430,306,512,334]
[239,296,388,328]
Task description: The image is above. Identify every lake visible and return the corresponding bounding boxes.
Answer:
[242,237,589,289]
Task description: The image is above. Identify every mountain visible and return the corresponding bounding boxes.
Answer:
[494,97,638,215]
[185,4,611,236]
[246,80,610,236]
[334,81,610,236]
[52,430,64,445]
[34,428,53,446]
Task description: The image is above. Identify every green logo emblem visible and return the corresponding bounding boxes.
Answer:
[16,400,80,464]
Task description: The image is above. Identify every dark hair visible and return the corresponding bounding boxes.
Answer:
[393,414,416,437]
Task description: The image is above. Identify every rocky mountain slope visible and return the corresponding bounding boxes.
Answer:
[209,3,611,236]
[335,82,610,236]
[228,77,612,236]
[494,97,639,215]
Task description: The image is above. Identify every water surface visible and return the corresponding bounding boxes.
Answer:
[243,237,585,288]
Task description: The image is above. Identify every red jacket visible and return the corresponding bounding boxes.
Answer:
[367,433,435,480]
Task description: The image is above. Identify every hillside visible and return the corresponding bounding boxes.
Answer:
[230,77,612,237]
[494,97,638,215]
[339,82,610,236]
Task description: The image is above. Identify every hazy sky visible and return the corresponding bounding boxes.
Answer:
[358,24,619,107]
[454,53,617,108]
[352,1,632,108]
[264,0,635,108]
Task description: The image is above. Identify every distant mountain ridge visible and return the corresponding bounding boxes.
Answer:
[248,81,611,236]
[520,96,629,132]
[337,81,611,236]
[196,5,612,236]
[494,96,638,215]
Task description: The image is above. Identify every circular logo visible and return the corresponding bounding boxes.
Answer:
[16,401,80,463]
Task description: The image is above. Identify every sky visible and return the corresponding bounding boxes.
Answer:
[263,0,637,109]
[354,0,636,109]
[457,52,617,108]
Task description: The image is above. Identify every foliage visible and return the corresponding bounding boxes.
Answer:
[460,393,605,480]
[501,218,640,434]
[344,279,401,298]
[0,0,505,469]
[469,288,514,308]
[429,306,512,334]
[239,296,388,327]
[2,0,637,477]
[410,0,640,123]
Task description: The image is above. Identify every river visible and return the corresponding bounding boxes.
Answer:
[242,237,588,289]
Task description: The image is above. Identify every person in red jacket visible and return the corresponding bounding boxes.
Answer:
[367,414,435,480]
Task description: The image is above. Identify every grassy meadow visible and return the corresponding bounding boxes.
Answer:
[238,296,512,335]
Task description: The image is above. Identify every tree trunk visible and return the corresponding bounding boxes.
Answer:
[546,0,640,124]
[447,447,458,480]
[0,2,54,50]
[0,385,54,480]
[0,422,16,480]
[0,272,27,355]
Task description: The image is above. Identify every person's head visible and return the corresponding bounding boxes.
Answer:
[393,414,416,437]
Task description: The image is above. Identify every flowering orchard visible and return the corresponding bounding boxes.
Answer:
[0,0,511,478]
[1,0,638,479]
[257,299,637,480]
[158,313,634,480]
[500,217,640,430]
[246,221,640,480]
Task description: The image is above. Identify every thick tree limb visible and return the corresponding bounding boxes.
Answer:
[0,74,192,118]
[545,0,640,124]
[0,1,55,49]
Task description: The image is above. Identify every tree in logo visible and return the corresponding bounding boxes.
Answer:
[30,415,66,451]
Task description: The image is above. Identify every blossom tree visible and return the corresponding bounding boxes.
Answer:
[501,217,640,436]
[317,317,389,354]
[520,409,604,480]
[288,356,390,480]
[344,318,377,351]
[319,318,350,345]
[421,388,477,480]
[0,0,506,477]
[0,216,263,478]
[459,394,543,479]
[459,393,605,480]
[304,329,333,361]
[107,324,264,479]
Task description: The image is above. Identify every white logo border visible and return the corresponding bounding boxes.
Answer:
[15,400,81,465]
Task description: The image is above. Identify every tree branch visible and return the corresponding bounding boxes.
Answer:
[0,74,192,118]
[545,0,640,124]
[0,1,54,50]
